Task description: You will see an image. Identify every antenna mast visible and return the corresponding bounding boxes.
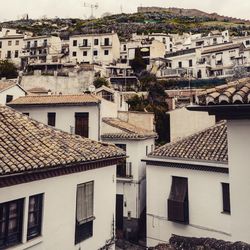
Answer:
[83,2,99,19]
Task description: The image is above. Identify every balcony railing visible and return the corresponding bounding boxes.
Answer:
[79,43,91,48]
[101,42,112,47]
[117,162,132,179]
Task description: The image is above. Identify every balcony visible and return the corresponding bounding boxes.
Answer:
[79,43,91,49]
[101,42,112,47]
[117,162,132,179]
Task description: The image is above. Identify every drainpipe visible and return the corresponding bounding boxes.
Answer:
[98,102,101,141]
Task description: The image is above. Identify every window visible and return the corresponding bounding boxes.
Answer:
[7,51,11,59]
[34,41,37,48]
[146,146,148,155]
[0,199,24,249]
[189,59,193,67]
[246,40,250,46]
[43,39,47,46]
[15,40,19,46]
[23,113,29,116]
[93,50,98,56]
[72,51,77,57]
[8,41,12,46]
[27,194,43,240]
[6,95,13,103]
[75,182,94,244]
[0,41,2,48]
[123,44,127,51]
[47,112,56,127]
[14,50,19,58]
[168,176,189,224]
[222,183,231,214]
[178,61,182,68]
[75,113,89,137]
[104,50,109,56]
[82,39,88,47]
[104,38,110,46]
[73,40,77,46]
[83,51,88,57]
[94,39,99,46]
[163,37,166,44]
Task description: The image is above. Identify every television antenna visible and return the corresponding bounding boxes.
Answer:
[83,2,99,19]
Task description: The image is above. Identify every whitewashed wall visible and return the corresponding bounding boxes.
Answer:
[227,120,250,244]
[147,163,231,247]
[0,85,26,105]
[0,165,116,250]
[168,107,215,142]
[13,105,100,141]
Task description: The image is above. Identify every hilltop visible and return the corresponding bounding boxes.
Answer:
[1,9,250,40]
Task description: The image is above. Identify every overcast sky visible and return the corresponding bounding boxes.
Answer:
[0,0,249,21]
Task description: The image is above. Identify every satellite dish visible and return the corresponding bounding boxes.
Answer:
[88,85,96,93]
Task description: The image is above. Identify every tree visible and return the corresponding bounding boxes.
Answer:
[139,71,157,91]
[130,48,146,74]
[0,60,18,79]
[93,77,109,88]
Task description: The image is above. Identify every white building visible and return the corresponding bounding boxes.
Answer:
[187,77,250,244]
[69,33,120,65]
[145,121,230,247]
[8,93,121,141]
[0,105,125,250]
[21,35,62,69]
[0,80,26,105]
[101,111,157,241]
[0,29,24,67]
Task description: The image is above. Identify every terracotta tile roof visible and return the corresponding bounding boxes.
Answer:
[8,94,100,106]
[102,117,157,140]
[150,122,227,163]
[201,43,243,55]
[0,81,16,93]
[196,77,250,105]
[0,106,125,176]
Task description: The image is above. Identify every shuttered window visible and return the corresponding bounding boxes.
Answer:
[0,199,24,249]
[222,183,231,214]
[75,181,94,244]
[168,176,189,224]
[27,194,43,240]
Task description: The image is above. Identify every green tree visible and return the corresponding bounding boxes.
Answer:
[0,60,18,79]
[93,77,109,88]
[130,48,146,74]
[139,71,157,91]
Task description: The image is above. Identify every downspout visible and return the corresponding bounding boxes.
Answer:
[98,102,101,141]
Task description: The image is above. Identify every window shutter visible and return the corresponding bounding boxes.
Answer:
[168,176,189,224]
[76,182,94,224]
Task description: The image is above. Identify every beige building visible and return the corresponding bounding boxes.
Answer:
[21,35,62,69]
[0,28,24,67]
[69,33,120,65]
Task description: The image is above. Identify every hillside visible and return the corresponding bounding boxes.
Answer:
[1,10,250,40]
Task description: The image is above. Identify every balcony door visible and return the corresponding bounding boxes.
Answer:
[75,113,89,138]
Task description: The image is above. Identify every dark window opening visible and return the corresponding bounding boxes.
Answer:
[23,113,29,116]
[72,51,77,57]
[104,50,109,56]
[0,199,24,249]
[93,50,98,56]
[27,194,43,241]
[47,112,56,127]
[189,59,193,67]
[168,176,189,224]
[94,39,99,46]
[178,61,182,68]
[83,51,88,56]
[73,40,77,46]
[222,183,231,214]
[6,95,13,103]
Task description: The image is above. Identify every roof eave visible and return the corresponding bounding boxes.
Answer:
[187,104,250,120]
